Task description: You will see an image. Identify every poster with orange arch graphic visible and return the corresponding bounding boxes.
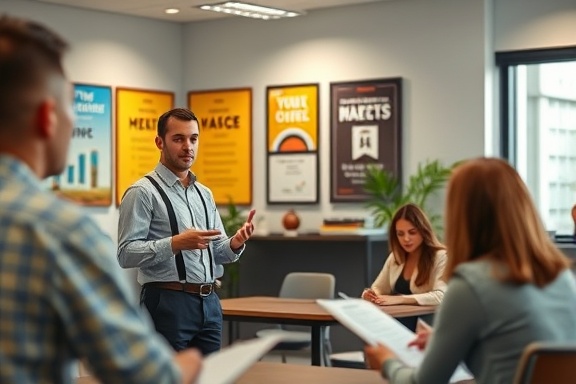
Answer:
[266,83,319,204]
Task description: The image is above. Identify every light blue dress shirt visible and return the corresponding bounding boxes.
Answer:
[117,162,243,285]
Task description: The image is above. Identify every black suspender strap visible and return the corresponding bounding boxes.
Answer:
[194,184,214,281]
[145,175,186,282]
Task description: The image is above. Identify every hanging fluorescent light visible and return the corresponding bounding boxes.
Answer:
[198,2,303,20]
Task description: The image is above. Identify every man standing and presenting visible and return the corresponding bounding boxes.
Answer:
[118,107,255,355]
[0,15,201,383]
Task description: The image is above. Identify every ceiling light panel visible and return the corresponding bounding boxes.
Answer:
[198,1,303,20]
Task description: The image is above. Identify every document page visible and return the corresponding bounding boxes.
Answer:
[317,298,473,383]
[197,334,283,384]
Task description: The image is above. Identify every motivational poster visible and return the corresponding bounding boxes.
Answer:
[188,88,252,206]
[330,78,402,202]
[47,83,112,206]
[115,88,174,205]
[266,83,319,204]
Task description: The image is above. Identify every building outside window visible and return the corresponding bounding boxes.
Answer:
[497,48,576,236]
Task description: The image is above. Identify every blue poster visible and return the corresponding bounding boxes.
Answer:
[48,83,112,206]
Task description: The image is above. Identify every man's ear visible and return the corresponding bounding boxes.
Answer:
[155,136,163,150]
[35,97,57,139]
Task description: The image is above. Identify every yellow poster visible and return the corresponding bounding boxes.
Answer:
[115,88,174,205]
[188,88,252,206]
[267,84,318,153]
[266,84,319,204]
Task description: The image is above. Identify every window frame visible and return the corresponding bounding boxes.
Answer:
[496,46,576,160]
[496,46,576,234]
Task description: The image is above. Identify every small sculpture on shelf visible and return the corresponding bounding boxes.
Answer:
[282,209,300,237]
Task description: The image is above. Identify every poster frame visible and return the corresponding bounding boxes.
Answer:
[115,87,174,206]
[188,87,253,206]
[329,77,402,203]
[266,83,320,205]
[49,83,113,206]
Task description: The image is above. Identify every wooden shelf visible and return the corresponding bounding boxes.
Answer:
[250,233,387,242]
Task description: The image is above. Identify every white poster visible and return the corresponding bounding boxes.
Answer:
[268,153,317,203]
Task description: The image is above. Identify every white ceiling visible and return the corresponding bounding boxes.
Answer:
[34,0,387,23]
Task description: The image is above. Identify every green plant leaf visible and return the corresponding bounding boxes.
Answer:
[218,196,246,298]
[363,159,457,232]
[220,196,246,236]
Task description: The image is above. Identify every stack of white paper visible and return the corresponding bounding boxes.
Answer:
[317,298,473,383]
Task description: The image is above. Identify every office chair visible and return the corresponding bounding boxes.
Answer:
[256,272,335,366]
[513,342,576,384]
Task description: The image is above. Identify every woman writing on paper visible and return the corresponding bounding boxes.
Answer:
[361,203,447,331]
[365,158,576,384]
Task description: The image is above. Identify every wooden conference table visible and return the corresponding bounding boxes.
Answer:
[76,362,386,384]
[237,361,385,384]
[221,296,437,366]
[239,362,474,384]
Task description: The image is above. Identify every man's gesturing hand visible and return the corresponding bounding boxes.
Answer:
[230,209,256,250]
[172,229,222,252]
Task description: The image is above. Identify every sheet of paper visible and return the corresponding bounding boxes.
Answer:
[417,318,433,333]
[317,298,473,383]
[197,334,283,384]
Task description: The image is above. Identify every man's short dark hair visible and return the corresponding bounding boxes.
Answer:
[157,108,199,138]
[0,14,69,123]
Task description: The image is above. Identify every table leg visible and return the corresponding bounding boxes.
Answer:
[227,320,235,346]
[366,238,374,287]
[311,326,322,366]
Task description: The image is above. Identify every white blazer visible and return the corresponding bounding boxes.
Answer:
[370,249,447,305]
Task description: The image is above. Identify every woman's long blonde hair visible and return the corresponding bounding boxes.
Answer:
[444,157,569,286]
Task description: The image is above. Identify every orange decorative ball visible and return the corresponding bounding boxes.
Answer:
[282,209,300,231]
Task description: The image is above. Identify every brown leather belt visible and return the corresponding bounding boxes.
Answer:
[144,281,214,296]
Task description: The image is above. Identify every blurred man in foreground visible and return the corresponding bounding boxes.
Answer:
[0,14,201,384]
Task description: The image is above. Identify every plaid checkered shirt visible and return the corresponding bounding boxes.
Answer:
[0,155,180,383]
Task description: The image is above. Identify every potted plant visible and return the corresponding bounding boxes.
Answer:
[219,199,247,298]
[363,159,457,234]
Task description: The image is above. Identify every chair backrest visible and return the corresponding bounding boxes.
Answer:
[279,272,335,300]
[513,342,576,384]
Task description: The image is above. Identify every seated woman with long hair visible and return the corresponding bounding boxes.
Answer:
[365,157,576,384]
[362,203,447,330]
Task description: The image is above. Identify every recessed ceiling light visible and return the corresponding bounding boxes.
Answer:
[198,1,303,20]
[165,8,180,15]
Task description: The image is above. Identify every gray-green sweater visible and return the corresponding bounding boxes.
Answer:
[383,259,576,384]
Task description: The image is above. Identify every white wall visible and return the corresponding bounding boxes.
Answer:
[1,0,185,243]
[184,0,487,232]
[494,0,576,51]
[2,0,575,236]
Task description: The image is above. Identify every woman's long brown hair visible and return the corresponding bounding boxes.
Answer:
[388,203,446,286]
[444,157,569,286]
